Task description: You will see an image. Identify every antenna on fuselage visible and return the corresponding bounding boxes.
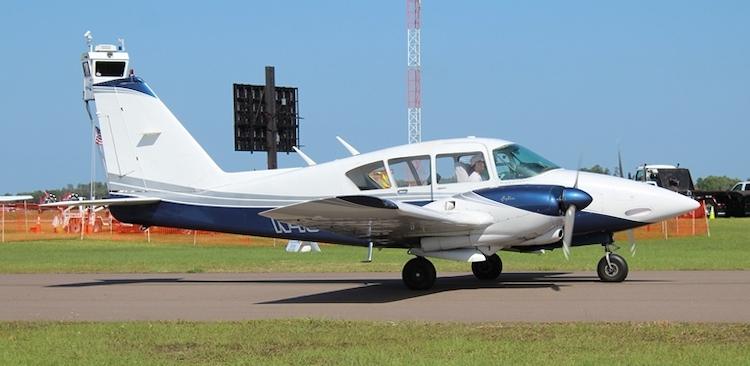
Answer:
[335,136,360,156]
[292,146,316,166]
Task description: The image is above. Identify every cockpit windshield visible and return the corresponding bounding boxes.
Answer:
[493,144,560,180]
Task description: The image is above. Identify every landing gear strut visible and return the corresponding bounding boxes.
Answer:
[597,251,628,282]
[402,257,436,290]
[471,253,502,280]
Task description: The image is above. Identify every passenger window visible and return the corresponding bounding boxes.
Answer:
[95,61,126,77]
[436,152,488,184]
[346,161,392,190]
[388,156,431,187]
[745,184,750,191]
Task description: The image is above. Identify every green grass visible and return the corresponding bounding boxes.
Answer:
[0,321,748,365]
[0,218,748,273]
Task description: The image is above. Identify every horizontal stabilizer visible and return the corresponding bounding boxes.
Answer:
[40,197,161,208]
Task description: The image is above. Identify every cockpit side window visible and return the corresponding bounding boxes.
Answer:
[436,152,488,184]
[493,144,559,180]
[388,155,431,187]
[346,161,392,190]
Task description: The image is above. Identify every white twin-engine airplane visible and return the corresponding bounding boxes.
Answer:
[60,40,698,290]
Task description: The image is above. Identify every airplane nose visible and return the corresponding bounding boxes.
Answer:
[560,188,593,211]
[670,191,701,215]
[649,188,701,220]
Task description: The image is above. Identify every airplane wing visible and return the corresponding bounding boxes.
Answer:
[40,197,161,208]
[0,195,34,203]
[259,195,493,244]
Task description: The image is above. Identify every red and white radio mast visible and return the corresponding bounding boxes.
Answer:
[407,0,421,143]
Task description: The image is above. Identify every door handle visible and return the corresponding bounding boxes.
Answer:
[397,189,408,195]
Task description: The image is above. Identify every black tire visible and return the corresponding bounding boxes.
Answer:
[597,253,629,282]
[472,254,502,280]
[402,257,437,290]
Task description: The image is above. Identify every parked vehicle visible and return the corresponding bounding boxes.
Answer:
[634,165,748,217]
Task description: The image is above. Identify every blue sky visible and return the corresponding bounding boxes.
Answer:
[1,1,748,194]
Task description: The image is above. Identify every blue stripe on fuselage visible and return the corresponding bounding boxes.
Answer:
[109,200,646,247]
[94,77,156,97]
[109,201,368,246]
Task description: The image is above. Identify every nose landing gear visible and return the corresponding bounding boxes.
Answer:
[597,251,629,282]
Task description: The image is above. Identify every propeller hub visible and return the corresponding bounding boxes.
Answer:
[560,188,593,211]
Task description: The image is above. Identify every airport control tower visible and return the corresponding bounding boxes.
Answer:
[81,34,130,102]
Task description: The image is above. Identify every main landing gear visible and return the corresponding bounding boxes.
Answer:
[402,257,437,290]
[471,253,502,280]
[596,250,629,282]
[401,254,504,290]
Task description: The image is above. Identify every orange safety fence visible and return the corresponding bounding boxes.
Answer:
[0,204,278,246]
[2,201,711,245]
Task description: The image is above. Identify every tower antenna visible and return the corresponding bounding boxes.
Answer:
[407,0,421,143]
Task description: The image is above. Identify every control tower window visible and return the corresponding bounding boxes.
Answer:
[82,62,91,77]
[95,61,126,77]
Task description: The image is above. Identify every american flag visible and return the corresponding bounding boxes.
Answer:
[94,127,103,145]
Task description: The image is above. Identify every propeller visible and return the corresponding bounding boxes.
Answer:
[562,205,575,259]
[626,229,636,257]
[617,144,636,256]
[559,169,592,260]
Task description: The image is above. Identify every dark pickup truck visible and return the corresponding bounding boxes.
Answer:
[634,166,749,217]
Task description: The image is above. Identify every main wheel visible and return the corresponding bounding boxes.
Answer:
[597,253,629,282]
[472,253,502,280]
[402,257,437,290]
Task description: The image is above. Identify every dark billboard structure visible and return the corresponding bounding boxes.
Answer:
[233,67,299,168]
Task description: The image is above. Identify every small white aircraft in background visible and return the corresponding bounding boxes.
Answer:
[0,196,34,203]
[45,38,698,290]
[1,195,34,243]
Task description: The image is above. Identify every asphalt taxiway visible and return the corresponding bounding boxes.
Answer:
[1,271,748,322]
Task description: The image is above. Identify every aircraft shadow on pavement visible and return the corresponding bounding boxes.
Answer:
[47,272,667,303]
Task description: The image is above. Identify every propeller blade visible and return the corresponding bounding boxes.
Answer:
[626,229,636,257]
[574,155,583,188]
[562,205,576,260]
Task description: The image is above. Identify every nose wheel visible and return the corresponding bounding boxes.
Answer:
[471,253,502,280]
[597,252,628,282]
[402,257,437,290]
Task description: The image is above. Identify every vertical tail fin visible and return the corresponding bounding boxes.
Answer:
[82,44,224,193]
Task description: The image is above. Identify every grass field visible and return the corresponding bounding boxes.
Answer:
[1,221,748,365]
[1,321,749,365]
[1,218,747,273]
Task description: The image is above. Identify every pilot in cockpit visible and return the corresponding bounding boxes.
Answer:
[456,154,487,183]
[467,155,486,182]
